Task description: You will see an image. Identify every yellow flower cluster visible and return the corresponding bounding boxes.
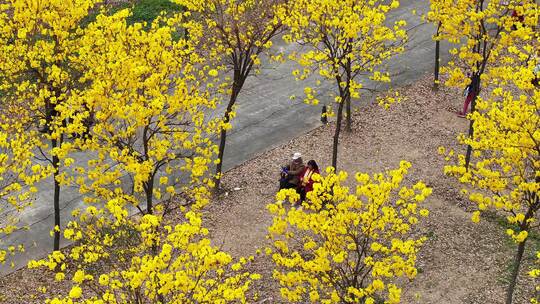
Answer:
[428,0,538,90]
[268,161,430,303]
[31,194,259,303]
[1,1,258,302]
[433,0,538,299]
[276,0,407,107]
[173,0,284,89]
[443,59,539,240]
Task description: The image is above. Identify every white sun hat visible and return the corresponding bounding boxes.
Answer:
[292,152,302,160]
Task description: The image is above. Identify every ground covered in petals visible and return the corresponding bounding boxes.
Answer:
[0,74,536,303]
[207,74,536,304]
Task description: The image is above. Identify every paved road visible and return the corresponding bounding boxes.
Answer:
[0,0,451,275]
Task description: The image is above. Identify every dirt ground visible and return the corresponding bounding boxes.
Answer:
[206,73,536,304]
[0,74,537,303]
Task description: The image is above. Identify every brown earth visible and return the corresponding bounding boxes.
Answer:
[0,74,537,303]
[206,73,537,304]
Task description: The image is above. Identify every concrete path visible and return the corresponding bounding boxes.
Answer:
[0,0,451,276]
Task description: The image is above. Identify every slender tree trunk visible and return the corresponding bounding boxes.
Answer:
[506,237,527,304]
[214,71,242,190]
[145,175,155,215]
[434,41,440,89]
[332,57,352,168]
[144,175,166,303]
[345,97,352,132]
[214,102,234,189]
[434,22,441,90]
[465,75,481,168]
[332,97,346,169]
[464,109,475,168]
[51,137,61,251]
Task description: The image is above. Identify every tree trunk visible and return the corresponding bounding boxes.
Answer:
[52,137,61,251]
[434,40,440,90]
[145,175,155,215]
[214,73,242,190]
[464,110,475,168]
[506,237,527,304]
[345,97,352,132]
[465,75,481,169]
[434,22,441,90]
[332,56,352,169]
[332,98,346,170]
[144,175,165,303]
[214,107,233,190]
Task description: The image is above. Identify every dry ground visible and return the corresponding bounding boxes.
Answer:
[206,74,537,304]
[0,74,537,303]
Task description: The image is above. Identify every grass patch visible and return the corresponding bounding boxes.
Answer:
[426,230,437,240]
[82,0,183,28]
[482,211,540,286]
[125,0,183,25]
[483,211,540,256]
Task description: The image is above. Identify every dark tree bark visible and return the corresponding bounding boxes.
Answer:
[145,175,155,215]
[51,137,62,251]
[143,171,164,303]
[345,97,352,132]
[214,69,244,190]
[332,98,345,170]
[434,22,441,90]
[214,97,236,189]
[331,57,352,170]
[464,74,481,168]
[505,235,527,304]
[506,190,540,304]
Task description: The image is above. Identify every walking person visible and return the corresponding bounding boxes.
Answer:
[299,160,320,203]
[458,73,479,118]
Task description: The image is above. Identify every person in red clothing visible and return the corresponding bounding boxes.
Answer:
[299,160,320,203]
[511,9,525,30]
[458,73,479,118]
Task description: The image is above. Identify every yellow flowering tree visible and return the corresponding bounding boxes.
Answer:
[0,0,102,250]
[74,10,220,216]
[442,39,539,303]
[267,161,431,303]
[28,9,260,303]
[172,0,286,189]
[427,0,538,166]
[29,196,259,303]
[276,0,407,169]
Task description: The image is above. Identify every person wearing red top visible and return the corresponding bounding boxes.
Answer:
[299,160,320,203]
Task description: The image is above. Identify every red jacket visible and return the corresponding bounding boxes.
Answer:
[299,168,320,193]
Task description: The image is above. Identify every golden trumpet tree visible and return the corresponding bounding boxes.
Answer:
[172,0,286,189]
[0,0,102,251]
[30,197,259,303]
[267,161,431,303]
[427,0,538,167]
[442,39,539,303]
[276,0,407,169]
[73,10,220,216]
[28,8,259,304]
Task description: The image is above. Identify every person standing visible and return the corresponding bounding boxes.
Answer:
[458,73,479,118]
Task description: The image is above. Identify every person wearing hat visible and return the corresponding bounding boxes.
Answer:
[279,152,305,192]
